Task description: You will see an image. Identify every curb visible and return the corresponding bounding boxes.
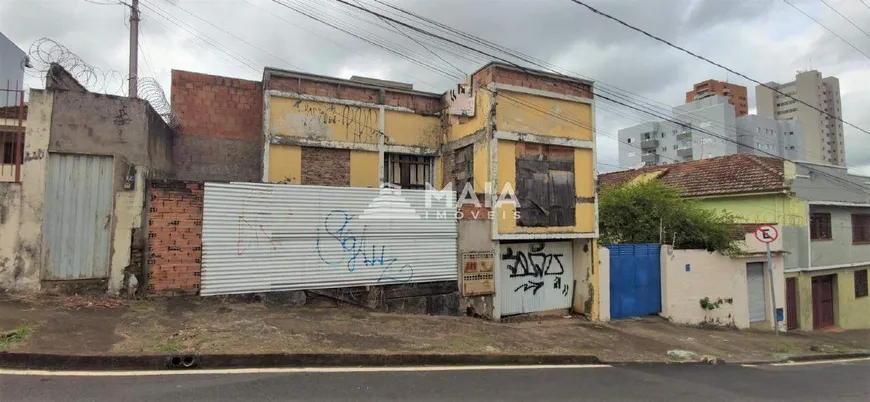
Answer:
[2,351,866,371]
[0,352,601,371]
[738,351,870,365]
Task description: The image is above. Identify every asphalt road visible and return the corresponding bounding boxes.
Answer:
[1,359,868,401]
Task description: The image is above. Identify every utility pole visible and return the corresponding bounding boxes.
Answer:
[128,0,140,98]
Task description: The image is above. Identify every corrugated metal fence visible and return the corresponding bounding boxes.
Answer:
[201,183,458,296]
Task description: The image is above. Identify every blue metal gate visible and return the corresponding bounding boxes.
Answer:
[607,244,661,319]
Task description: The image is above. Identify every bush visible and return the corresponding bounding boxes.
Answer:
[599,180,740,254]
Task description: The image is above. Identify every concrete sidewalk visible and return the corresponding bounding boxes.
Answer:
[1,294,868,364]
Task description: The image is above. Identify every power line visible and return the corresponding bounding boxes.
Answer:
[137,23,158,80]
[270,0,460,80]
[327,0,868,195]
[819,0,870,40]
[782,0,870,60]
[138,0,262,73]
[567,0,870,135]
[863,0,870,12]
[363,0,823,159]
[163,0,303,70]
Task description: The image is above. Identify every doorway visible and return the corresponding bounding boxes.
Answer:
[746,262,766,323]
[811,275,835,329]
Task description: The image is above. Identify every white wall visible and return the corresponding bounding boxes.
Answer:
[660,245,786,330]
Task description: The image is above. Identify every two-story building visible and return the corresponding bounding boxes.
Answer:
[160,62,600,319]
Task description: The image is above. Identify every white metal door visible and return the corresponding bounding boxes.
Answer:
[499,241,573,316]
[200,183,457,296]
[747,262,766,322]
[42,154,114,280]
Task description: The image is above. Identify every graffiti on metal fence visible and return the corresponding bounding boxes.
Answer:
[316,210,413,283]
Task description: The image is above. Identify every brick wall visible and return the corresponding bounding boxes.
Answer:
[146,180,203,295]
[301,147,350,186]
[267,75,442,115]
[473,64,593,99]
[171,70,264,181]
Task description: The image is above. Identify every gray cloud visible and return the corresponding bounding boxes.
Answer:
[1,0,868,172]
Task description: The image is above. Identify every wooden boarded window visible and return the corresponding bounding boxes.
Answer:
[515,143,575,227]
[452,145,473,195]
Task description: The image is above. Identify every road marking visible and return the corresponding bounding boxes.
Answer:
[0,364,612,377]
[769,357,870,367]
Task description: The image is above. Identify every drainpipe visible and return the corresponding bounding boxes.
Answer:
[378,89,386,186]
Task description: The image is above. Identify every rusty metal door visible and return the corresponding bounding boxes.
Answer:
[42,154,114,280]
[812,275,835,329]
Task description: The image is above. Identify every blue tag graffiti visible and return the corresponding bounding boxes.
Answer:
[315,210,413,283]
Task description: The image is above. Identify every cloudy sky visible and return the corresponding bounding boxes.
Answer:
[1,0,868,173]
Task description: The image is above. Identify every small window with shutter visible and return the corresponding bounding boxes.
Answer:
[852,214,870,244]
[810,213,832,240]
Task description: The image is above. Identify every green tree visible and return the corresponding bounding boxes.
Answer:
[599,180,740,254]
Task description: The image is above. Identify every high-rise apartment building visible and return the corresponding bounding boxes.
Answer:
[618,96,804,168]
[685,79,748,117]
[756,70,844,165]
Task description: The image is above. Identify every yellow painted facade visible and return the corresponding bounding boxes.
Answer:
[492,92,596,235]
[449,89,491,141]
[266,95,443,184]
[788,268,870,330]
[495,91,593,140]
[349,151,379,188]
[267,145,301,184]
[384,110,442,149]
[697,193,807,227]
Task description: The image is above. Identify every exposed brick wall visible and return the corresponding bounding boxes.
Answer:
[473,64,593,99]
[301,147,350,186]
[267,75,442,115]
[171,70,263,140]
[146,180,203,295]
[171,70,264,181]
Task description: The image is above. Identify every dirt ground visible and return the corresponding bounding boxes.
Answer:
[1,295,868,363]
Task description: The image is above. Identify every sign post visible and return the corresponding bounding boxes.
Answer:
[755,225,780,335]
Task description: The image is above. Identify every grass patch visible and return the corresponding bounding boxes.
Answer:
[156,340,182,353]
[0,324,34,350]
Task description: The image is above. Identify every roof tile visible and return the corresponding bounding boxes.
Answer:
[599,154,787,197]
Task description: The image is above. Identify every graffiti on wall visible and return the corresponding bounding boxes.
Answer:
[316,210,413,283]
[499,241,574,315]
[502,242,569,296]
[292,100,378,143]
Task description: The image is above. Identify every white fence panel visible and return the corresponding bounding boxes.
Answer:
[201,182,457,296]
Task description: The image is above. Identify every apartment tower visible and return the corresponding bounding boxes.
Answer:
[756,70,844,165]
[685,79,748,117]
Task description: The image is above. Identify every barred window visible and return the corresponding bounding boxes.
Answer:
[384,153,433,190]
